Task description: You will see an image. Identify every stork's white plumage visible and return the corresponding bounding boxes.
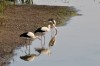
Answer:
[27,32,36,39]
[20,32,41,44]
[48,18,56,24]
[41,26,50,32]
[48,19,57,37]
[34,25,51,47]
[20,32,38,39]
[34,25,51,33]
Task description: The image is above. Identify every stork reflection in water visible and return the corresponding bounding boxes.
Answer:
[49,26,58,47]
[20,53,40,61]
[34,47,51,56]
[20,43,40,62]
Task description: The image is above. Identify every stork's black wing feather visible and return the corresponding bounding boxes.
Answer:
[34,27,45,33]
[20,32,30,38]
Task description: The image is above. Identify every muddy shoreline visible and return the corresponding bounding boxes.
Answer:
[0,5,77,66]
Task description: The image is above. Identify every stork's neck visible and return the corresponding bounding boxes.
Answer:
[53,20,56,25]
[47,25,51,31]
[31,35,36,39]
[48,25,51,30]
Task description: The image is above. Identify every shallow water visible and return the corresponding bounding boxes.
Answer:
[10,0,100,66]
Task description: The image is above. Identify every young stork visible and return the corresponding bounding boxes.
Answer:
[34,25,51,47]
[48,18,57,37]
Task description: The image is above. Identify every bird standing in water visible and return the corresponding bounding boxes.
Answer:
[48,18,56,27]
[48,18,57,37]
[34,25,51,47]
[20,32,41,44]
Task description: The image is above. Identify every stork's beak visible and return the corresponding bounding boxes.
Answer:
[37,37,41,40]
[36,36,41,40]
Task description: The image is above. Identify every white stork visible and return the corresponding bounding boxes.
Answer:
[20,32,41,44]
[48,18,57,37]
[34,25,51,47]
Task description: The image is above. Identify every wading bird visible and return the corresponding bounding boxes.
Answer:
[34,25,51,47]
[48,18,57,37]
[48,18,56,27]
[20,32,41,44]
[34,25,51,33]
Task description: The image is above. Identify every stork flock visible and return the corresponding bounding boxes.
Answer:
[20,18,57,47]
[19,19,58,61]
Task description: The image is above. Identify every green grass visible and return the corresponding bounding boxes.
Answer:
[0,1,8,14]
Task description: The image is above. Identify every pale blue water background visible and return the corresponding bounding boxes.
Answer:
[10,0,100,66]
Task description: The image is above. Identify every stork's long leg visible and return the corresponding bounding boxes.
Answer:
[29,44,31,55]
[25,38,27,44]
[53,28,55,36]
[51,28,53,38]
[25,39,28,49]
[25,42,28,54]
[41,36,43,47]
[43,35,45,47]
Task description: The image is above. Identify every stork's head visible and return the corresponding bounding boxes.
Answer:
[52,19,56,25]
[48,18,56,27]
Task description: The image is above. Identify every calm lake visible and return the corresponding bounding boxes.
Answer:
[10,0,100,66]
